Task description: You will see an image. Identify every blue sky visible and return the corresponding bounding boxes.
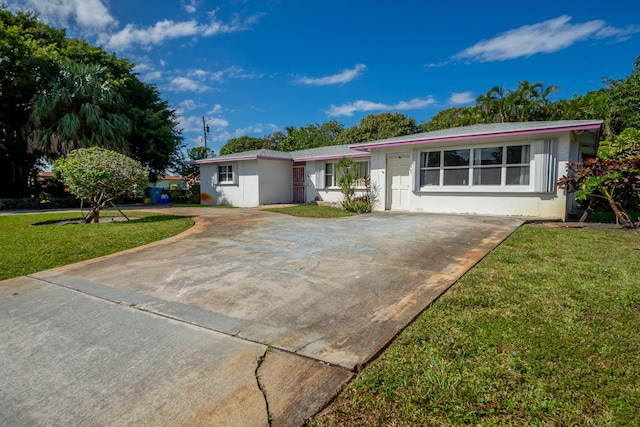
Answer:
[6,0,640,154]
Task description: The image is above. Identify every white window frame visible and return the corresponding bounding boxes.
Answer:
[354,160,370,188]
[325,162,336,188]
[215,163,237,185]
[418,143,533,192]
[320,159,370,190]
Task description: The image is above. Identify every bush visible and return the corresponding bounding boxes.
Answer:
[342,196,372,214]
[337,157,374,213]
[0,198,80,210]
[53,147,148,222]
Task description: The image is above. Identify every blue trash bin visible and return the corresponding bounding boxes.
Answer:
[148,187,163,204]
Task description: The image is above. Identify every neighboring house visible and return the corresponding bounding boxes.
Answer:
[152,175,187,191]
[195,120,603,220]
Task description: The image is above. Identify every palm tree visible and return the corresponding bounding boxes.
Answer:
[26,61,131,155]
[475,87,501,123]
[513,81,558,121]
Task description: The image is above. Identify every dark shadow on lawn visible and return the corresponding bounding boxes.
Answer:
[32,214,192,226]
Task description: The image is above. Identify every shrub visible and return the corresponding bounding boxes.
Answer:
[53,147,148,222]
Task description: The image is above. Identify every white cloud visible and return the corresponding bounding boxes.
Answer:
[207,117,229,129]
[448,91,474,105]
[326,96,436,117]
[454,15,640,62]
[181,0,198,14]
[178,114,229,134]
[189,69,209,79]
[98,10,261,51]
[7,0,117,32]
[179,99,199,111]
[143,71,163,81]
[210,66,261,82]
[425,61,449,68]
[296,64,366,86]
[207,123,279,144]
[165,66,258,93]
[206,104,223,115]
[178,115,205,134]
[170,77,211,93]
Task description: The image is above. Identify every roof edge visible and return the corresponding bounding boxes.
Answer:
[293,152,370,162]
[354,122,603,150]
[192,154,293,165]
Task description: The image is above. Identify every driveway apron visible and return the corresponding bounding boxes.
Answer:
[1,208,522,426]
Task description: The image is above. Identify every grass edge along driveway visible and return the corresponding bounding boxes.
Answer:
[312,225,640,426]
[0,211,193,281]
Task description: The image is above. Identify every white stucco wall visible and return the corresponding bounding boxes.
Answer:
[258,159,293,205]
[200,160,260,207]
[370,131,578,219]
[305,160,346,204]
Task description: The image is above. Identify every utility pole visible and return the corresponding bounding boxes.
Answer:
[202,116,209,149]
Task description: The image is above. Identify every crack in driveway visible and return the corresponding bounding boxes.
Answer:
[255,345,273,426]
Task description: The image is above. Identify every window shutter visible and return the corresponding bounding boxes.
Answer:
[212,167,218,185]
[316,161,326,189]
[533,139,558,193]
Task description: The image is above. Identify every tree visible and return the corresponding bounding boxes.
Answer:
[512,81,558,122]
[0,7,65,197]
[603,56,640,137]
[598,128,640,160]
[173,146,214,203]
[53,147,148,223]
[558,147,640,228]
[417,107,473,132]
[337,112,416,145]
[0,7,182,197]
[219,135,268,155]
[475,86,502,123]
[124,78,183,179]
[472,81,558,123]
[336,157,373,213]
[276,120,344,151]
[26,61,131,155]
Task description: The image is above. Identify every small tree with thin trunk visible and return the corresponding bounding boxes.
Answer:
[558,153,640,228]
[337,157,374,213]
[53,147,148,223]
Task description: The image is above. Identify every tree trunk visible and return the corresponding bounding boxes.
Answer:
[84,205,101,223]
[608,198,635,229]
[579,199,594,223]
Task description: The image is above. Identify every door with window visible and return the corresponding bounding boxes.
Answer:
[293,165,305,203]
[387,154,410,210]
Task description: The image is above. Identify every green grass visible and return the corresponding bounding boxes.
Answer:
[0,211,193,281]
[312,226,640,426]
[264,204,354,218]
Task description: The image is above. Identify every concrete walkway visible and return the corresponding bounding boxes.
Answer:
[0,208,523,426]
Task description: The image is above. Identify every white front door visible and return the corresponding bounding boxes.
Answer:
[387,154,410,210]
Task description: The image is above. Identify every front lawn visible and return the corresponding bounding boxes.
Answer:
[0,211,193,280]
[264,204,354,218]
[312,225,640,426]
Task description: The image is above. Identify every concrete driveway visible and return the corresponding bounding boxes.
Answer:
[0,208,522,426]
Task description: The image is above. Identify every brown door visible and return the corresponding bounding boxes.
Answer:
[293,165,305,203]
